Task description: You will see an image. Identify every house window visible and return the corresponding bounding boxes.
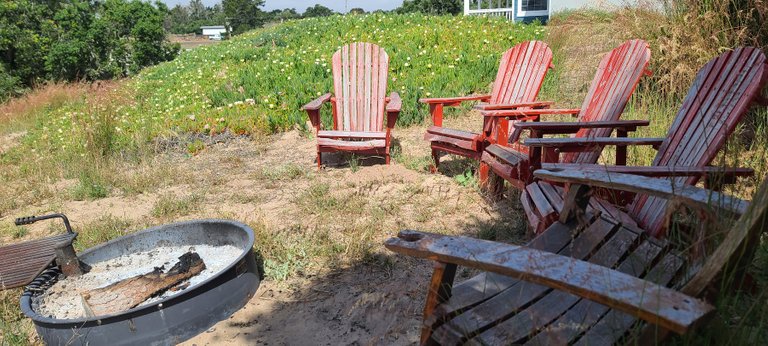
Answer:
[518,0,548,16]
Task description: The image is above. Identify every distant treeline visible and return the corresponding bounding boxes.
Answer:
[166,0,464,35]
[1,0,179,102]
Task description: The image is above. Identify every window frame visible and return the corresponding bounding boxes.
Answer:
[517,0,550,17]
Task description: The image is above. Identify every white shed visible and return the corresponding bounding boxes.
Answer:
[201,26,227,37]
[463,0,628,22]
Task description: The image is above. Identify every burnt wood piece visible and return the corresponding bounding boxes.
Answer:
[480,39,652,191]
[0,233,77,290]
[420,41,554,172]
[83,252,206,316]
[301,43,398,168]
[523,47,768,236]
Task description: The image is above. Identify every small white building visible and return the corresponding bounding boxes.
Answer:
[201,26,227,38]
[464,0,626,23]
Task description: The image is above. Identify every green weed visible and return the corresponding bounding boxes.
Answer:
[70,169,110,200]
[151,193,202,219]
[255,163,307,181]
[73,216,134,251]
[186,139,206,155]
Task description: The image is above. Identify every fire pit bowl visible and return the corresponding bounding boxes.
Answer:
[20,219,260,345]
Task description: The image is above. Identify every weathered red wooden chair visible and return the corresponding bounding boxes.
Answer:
[522,47,768,235]
[302,42,402,168]
[479,39,651,190]
[386,168,766,345]
[420,41,553,172]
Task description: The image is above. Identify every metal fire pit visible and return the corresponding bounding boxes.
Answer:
[20,219,260,345]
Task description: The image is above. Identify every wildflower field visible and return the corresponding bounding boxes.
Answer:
[13,14,544,159]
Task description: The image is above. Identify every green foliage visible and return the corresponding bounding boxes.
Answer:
[0,0,179,98]
[166,1,228,34]
[71,168,110,200]
[186,139,206,154]
[454,169,478,188]
[397,0,463,15]
[269,8,301,21]
[303,4,335,18]
[223,0,266,35]
[151,193,202,218]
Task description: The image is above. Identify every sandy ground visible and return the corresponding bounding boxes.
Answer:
[1,112,527,345]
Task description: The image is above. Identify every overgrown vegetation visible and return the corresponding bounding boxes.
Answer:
[0,0,180,102]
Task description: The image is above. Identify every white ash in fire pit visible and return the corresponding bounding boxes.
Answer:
[33,244,242,319]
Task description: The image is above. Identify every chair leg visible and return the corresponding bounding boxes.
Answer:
[430,148,440,173]
[478,161,490,186]
[480,162,504,200]
[317,152,322,169]
[421,262,457,346]
[386,153,391,165]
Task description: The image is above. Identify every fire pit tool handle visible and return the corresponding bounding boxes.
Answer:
[15,213,74,234]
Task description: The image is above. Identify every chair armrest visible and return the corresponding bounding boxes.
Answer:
[514,120,650,135]
[534,169,748,216]
[386,92,402,129]
[302,93,332,111]
[302,93,333,130]
[524,137,665,150]
[541,163,754,181]
[482,108,581,119]
[385,230,714,335]
[386,92,402,113]
[419,94,491,105]
[474,101,554,111]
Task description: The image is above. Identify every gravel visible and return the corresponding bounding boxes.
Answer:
[33,244,243,320]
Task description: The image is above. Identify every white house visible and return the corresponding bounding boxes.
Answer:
[200,26,227,38]
[463,0,626,22]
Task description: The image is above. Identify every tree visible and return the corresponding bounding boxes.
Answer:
[222,0,266,35]
[303,4,335,18]
[188,0,207,20]
[349,8,366,15]
[269,8,300,22]
[396,0,462,15]
[1,0,179,99]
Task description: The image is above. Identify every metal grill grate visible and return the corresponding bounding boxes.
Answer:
[0,233,76,289]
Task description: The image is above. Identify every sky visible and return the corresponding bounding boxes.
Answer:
[161,1,404,13]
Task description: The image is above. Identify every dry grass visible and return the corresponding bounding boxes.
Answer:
[0,82,92,132]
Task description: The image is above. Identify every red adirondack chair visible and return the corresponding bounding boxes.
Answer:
[523,47,768,236]
[479,39,652,191]
[420,41,553,171]
[302,43,402,168]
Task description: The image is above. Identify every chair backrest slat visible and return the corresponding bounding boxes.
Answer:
[562,39,651,164]
[489,41,552,105]
[629,48,768,237]
[489,41,553,142]
[332,43,389,132]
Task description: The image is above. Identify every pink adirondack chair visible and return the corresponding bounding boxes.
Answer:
[302,43,402,168]
[420,41,553,171]
[479,39,652,190]
[523,47,768,236]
